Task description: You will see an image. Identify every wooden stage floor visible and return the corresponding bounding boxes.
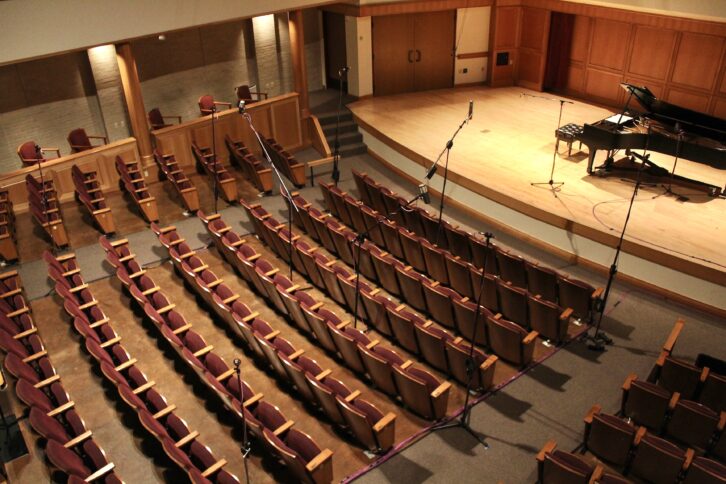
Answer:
[349,86,725,311]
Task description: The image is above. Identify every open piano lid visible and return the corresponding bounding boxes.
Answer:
[621,83,726,143]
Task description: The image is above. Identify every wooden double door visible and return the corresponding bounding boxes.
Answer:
[372,11,456,96]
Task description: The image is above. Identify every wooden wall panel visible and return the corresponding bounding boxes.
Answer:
[671,33,724,91]
[627,26,676,81]
[665,88,711,113]
[566,65,585,92]
[585,68,622,102]
[494,7,520,48]
[712,98,726,118]
[569,15,590,63]
[588,18,630,71]
[518,50,543,86]
[520,8,547,50]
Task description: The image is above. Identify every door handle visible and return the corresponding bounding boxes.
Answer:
[408,50,414,63]
[416,50,421,62]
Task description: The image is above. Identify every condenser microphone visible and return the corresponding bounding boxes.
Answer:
[237,100,246,114]
[418,184,431,204]
[233,358,241,367]
[467,100,474,120]
[338,66,350,76]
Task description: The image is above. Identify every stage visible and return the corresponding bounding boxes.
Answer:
[348,86,726,315]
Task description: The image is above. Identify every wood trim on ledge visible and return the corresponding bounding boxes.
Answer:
[456,51,489,60]
[365,146,726,320]
[324,0,494,17]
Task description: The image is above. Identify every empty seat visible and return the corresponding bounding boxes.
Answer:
[558,276,601,322]
[527,295,571,344]
[392,362,450,420]
[486,315,538,367]
[67,128,107,153]
[665,399,721,450]
[621,375,673,431]
[584,407,637,468]
[495,247,527,288]
[525,261,558,303]
[496,279,529,329]
[629,432,689,484]
[682,456,726,484]
[537,441,597,484]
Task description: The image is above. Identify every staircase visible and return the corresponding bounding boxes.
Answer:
[317,110,367,158]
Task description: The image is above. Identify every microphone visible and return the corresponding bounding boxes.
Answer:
[237,100,246,114]
[233,358,241,367]
[418,184,431,204]
[338,66,350,76]
[425,163,437,180]
[467,100,473,120]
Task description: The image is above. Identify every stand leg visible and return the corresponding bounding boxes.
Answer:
[531,100,566,197]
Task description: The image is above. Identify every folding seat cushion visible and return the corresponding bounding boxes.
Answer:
[379,189,406,224]
[422,281,457,330]
[352,170,371,205]
[399,228,426,272]
[327,221,356,266]
[315,260,348,306]
[359,343,403,397]
[657,356,705,401]
[328,185,351,225]
[29,407,80,444]
[414,323,453,372]
[629,433,689,484]
[445,338,497,391]
[393,363,450,420]
[538,444,595,484]
[295,242,326,289]
[486,315,538,367]
[699,371,726,413]
[3,351,56,384]
[337,396,396,453]
[359,205,386,247]
[310,213,338,255]
[188,441,228,481]
[379,218,404,259]
[557,276,600,322]
[395,265,427,312]
[420,239,449,285]
[262,427,332,484]
[15,379,70,413]
[254,401,290,434]
[344,195,367,234]
[525,261,558,303]
[337,273,371,321]
[621,377,673,431]
[495,248,527,288]
[666,399,720,450]
[363,177,387,215]
[496,279,529,328]
[370,251,402,296]
[279,353,317,403]
[418,209,443,248]
[527,295,571,344]
[452,296,492,346]
[327,322,369,374]
[360,289,395,337]
[445,254,472,299]
[256,333,291,380]
[0,327,45,360]
[387,306,422,355]
[305,374,347,425]
[400,204,424,238]
[444,224,472,263]
[301,305,338,353]
[682,457,726,484]
[585,410,637,467]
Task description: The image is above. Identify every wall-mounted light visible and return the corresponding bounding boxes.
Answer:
[158,34,166,41]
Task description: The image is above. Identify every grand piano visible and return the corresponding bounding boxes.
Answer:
[577,84,726,196]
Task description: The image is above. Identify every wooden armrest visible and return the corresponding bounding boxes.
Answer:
[179,251,196,260]
[13,327,38,339]
[663,318,685,353]
[89,318,109,329]
[215,368,235,382]
[0,271,18,280]
[84,462,115,482]
[152,404,177,419]
[344,390,361,403]
[246,253,261,262]
[243,393,264,408]
[305,448,333,472]
[480,355,498,370]
[263,330,280,341]
[62,268,81,278]
[288,349,304,361]
[129,269,146,279]
[23,350,48,363]
[34,374,61,388]
[394,304,406,312]
[169,238,185,246]
[78,299,98,310]
[264,268,279,277]
[365,340,380,350]
[241,311,259,323]
[372,412,396,432]
[0,288,22,298]
[718,411,726,431]
[114,358,138,372]
[285,284,300,293]
[336,320,350,330]
[193,345,214,358]
[584,404,602,424]
[400,360,413,370]
[273,420,294,436]
[192,264,208,274]
[69,283,89,293]
[523,331,539,344]
[229,239,245,248]
[622,373,637,391]
[315,369,332,381]
[47,400,74,417]
[201,459,227,478]
[536,439,557,462]
[668,392,680,410]
[64,430,93,448]
[683,448,695,471]
[56,253,76,262]
[430,381,451,398]
[589,465,604,484]
[141,286,160,296]
[309,302,324,311]
[591,287,604,300]
[206,279,223,289]
[222,294,239,305]
[118,254,135,263]
[634,426,647,445]
[100,336,121,348]
[6,307,29,318]
[324,260,336,267]
[559,307,573,320]
[174,430,200,448]
[159,225,177,234]
[132,381,155,394]
[172,323,193,335]
[157,303,176,314]
[700,367,710,383]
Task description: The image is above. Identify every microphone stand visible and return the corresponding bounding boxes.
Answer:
[233,358,251,484]
[527,94,573,197]
[210,105,220,214]
[430,108,472,247]
[662,129,688,202]
[430,231,492,448]
[331,67,347,185]
[34,145,53,249]
[351,190,429,330]
[585,124,651,351]
[241,109,298,281]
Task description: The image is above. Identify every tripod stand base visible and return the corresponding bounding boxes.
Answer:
[531,180,564,193]
[583,330,614,352]
[432,416,489,449]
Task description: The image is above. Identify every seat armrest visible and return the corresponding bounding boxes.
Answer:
[536,439,557,462]
[583,404,601,424]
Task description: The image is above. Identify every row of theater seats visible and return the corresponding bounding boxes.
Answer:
[271,193,543,367]
[44,251,237,483]
[114,155,159,223]
[237,199,500,385]
[347,171,603,319]
[261,137,306,188]
[191,142,238,203]
[225,134,273,194]
[26,173,69,248]
[98,236,334,483]
[71,165,115,235]
[0,269,121,482]
[151,220,397,453]
[153,149,200,213]
[199,209,461,420]
[537,321,725,484]
[0,190,18,263]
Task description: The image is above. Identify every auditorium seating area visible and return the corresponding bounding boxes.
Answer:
[0,190,18,263]
[225,135,273,194]
[262,137,307,188]
[71,165,116,235]
[26,174,69,249]
[191,142,238,204]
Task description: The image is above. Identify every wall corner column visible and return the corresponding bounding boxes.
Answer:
[289,10,311,118]
[115,42,153,164]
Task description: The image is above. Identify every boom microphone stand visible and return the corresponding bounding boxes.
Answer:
[239,102,298,281]
[331,66,349,185]
[585,124,652,351]
[425,101,473,247]
[233,358,251,484]
[526,93,573,197]
[429,231,492,449]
